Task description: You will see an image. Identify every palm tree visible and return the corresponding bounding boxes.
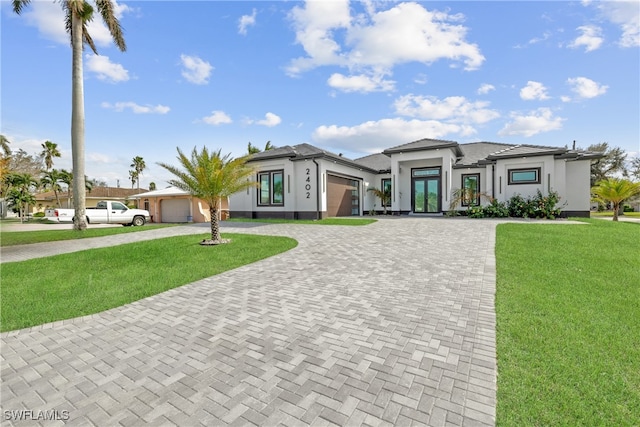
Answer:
[0,135,10,157]
[40,140,61,170]
[129,170,138,189]
[158,147,257,245]
[591,178,640,221]
[4,173,38,222]
[13,0,126,231]
[367,187,391,214]
[59,169,73,208]
[41,169,64,207]
[130,156,146,204]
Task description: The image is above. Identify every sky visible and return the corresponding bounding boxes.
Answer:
[2,0,639,189]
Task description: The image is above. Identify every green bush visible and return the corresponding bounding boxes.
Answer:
[483,199,510,218]
[507,190,561,219]
[33,212,45,218]
[623,205,634,212]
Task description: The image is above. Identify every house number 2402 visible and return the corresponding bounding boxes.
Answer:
[305,168,312,198]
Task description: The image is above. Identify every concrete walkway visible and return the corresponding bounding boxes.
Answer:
[1,218,498,426]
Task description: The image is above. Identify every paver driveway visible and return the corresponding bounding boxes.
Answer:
[1,218,497,426]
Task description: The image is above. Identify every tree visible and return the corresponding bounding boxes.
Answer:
[0,135,10,156]
[4,173,37,222]
[13,0,126,231]
[629,156,640,182]
[130,155,146,195]
[591,178,640,221]
[8,149,43,177]
[367,187,391,214]
[41,169,64,207]
[40,140,61,170]
[587,142,628,186]
[149,182,157,191]
[247,141,275,155]
[158,147,257,245]
[129,170,138,188]
[59,169,73,208]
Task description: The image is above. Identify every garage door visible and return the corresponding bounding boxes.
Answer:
[161,199,190,222]
[327,175,359,217]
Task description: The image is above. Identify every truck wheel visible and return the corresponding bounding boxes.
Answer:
[132,216,145,226]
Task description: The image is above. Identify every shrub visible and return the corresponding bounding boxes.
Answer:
[33,212,45,218]
[507,190,562,219]
[483,199,509,218]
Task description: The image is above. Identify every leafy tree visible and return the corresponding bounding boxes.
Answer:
[13,0,127,231]
[40,140,61,170]
[587,142,628,186]
[629,157,640,182]
[158,147,256,245]
[130,156,146,192]
[591,178,640,221]
[8,149,43,177]
[149,182,156,191]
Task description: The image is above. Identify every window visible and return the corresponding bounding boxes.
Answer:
[461,174,480,206]
[508,167,541,185]
[258,170,284,205]
[111,201,127,210]
[144,199,150,211]
[381,179,391,207]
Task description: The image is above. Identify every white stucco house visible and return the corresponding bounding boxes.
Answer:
[229,139,601,219]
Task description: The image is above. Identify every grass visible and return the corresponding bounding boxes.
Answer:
[590,211,640,218]
[1,233,297,332]
[496,218,640,425]
[0,224,176,247]
[227,217,376,226]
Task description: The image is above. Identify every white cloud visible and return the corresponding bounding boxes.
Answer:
[313,118,472,154]
[498,108,565,137]
[591,1,640,47]
[202,111,232,125]
[394,94,500,124]
[180,54,213,85]
[101,102,170,114]
[327,73,395,93]
[255,112,282,127]
[568,25,603,52]
[477,84,495,95]
[85,54,129,83]
[287,1,484,92]
[520,81,550,101]
[239,8,257,35]
[15,0,132,50]
[567,76,608,99]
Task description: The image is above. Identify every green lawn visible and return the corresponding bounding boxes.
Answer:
[226,217,376,226]
[0,224,176,247]
[590,211,640,218]
[1,233,297,332]
[496,219,640,425]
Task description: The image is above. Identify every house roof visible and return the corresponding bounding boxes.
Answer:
[383,138,464,156]
[248,143,380,173]
[36,186,147,201]
[132,186,189,198]
[354,153,391,173]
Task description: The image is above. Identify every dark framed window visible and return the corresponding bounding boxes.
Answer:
[508,167,541,185]
[381,178,391,207]
[258,170,284,206]
[143,199,150,211]
[461,174,480,206]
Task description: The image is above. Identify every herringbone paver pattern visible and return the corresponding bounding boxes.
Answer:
[1,218,497,426]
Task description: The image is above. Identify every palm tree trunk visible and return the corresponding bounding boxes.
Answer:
[71,7,87,231]
[613,202,620,221]
[209,199,221,242]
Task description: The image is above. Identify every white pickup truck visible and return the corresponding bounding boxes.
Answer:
[51,200,151,226]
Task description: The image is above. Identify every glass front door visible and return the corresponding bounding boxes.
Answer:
[412,167,441,213]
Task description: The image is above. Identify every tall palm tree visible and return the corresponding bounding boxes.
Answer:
[591,178,640,221]
[158,147,257,245]
[41,169,64,207]
[12,0,126,230]
[130,155,146,192]
[40,140,61,170]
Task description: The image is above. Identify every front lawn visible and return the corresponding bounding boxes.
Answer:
[0,224,176,247]
[496,219,639,425]
[1,233,297,332]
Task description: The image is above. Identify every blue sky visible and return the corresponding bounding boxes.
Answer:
[2,0,639,189]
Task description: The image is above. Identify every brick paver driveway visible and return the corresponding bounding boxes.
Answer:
[1,218,497,426]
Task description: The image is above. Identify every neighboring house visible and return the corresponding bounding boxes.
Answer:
[132,187,229,223]
[34,187,147,212]
[229,139,601,219]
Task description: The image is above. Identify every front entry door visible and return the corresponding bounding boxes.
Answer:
[412,167,441,213]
